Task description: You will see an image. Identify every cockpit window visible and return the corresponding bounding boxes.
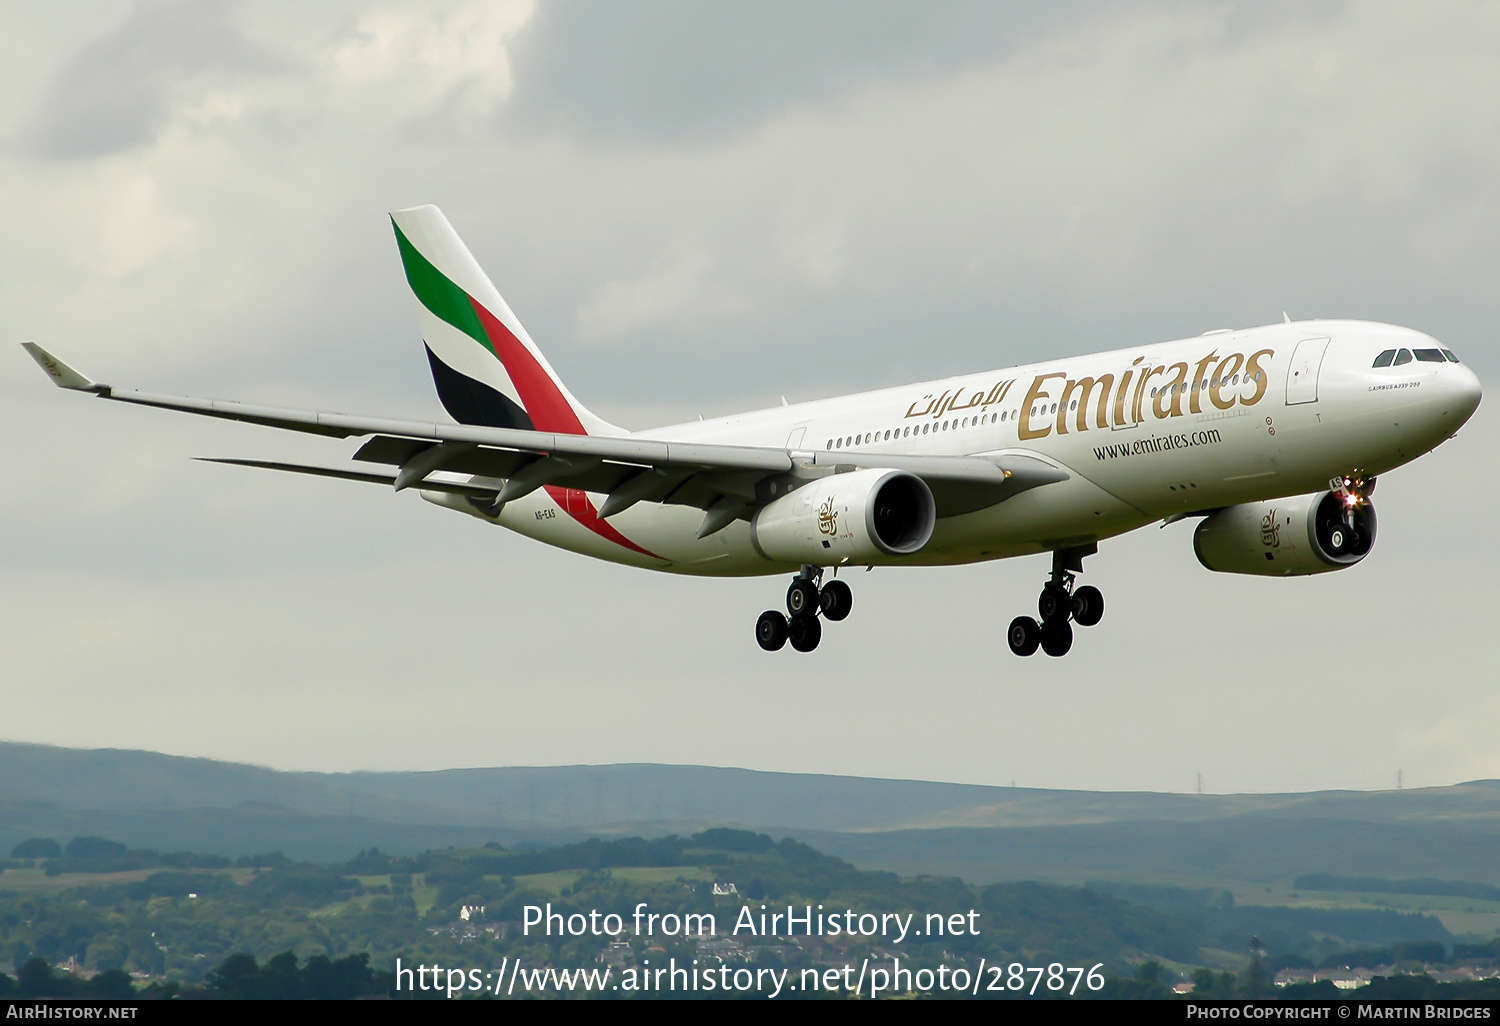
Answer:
[1372,349,1396,367]
[1413,348,1445,363]
[1392,348,1413,366]
[1442,349,1460,363]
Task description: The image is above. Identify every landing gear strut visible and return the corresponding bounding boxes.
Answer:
[1008,544,1105,658]
[755,566,853,653]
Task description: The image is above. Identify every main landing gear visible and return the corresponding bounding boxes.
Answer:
[1007,544,1104,658]
[756,566,852,653]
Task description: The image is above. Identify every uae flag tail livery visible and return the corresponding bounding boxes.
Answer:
[390,205,621,438]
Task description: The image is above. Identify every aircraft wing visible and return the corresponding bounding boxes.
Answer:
[23,343,1067,525]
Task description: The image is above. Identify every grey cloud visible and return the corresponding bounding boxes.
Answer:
[503,0,1125,143]
[23,0,277,159]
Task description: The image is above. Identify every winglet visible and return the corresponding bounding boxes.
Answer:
[21,342,108,393]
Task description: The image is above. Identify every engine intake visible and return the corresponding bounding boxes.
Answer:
[751,468,935,565]
[1194,490,1376,576]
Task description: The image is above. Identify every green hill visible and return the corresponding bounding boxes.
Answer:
[3,741,1499,893]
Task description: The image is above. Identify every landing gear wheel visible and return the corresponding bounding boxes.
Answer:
[787,578,819,618]
[755,610,788,651]
[1038,585,1072,623]
[788,614,822,652]
[1007,616,1040,657]
[820,580,853,621]
[1040,618,1073,657]
[1071,585,1104,628]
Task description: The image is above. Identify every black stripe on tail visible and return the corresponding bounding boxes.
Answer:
[425,343,533,430]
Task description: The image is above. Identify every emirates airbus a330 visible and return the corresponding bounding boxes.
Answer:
[25,206,1482,657]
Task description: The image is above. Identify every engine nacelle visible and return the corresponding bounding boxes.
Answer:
[751,468,935,565]
[1193,490,1377,576]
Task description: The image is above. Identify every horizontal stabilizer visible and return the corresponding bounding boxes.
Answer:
[21,343,106,392]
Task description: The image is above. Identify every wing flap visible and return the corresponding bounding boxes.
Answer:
[196,458,498,498]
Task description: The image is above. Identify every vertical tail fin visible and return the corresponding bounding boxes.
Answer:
[390,205,621,436]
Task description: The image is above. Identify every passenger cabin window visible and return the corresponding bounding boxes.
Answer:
[1392,349,1413,366]
[1372,350,1396,367]
[1413,348,1445,363]
[1443,349,1460,363]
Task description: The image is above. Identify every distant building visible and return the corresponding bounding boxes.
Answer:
[698,938,748,962]
[712,882,738,896]
[1433,968,1500,983]
[598,940,632,969]
[1316,969,1372,990]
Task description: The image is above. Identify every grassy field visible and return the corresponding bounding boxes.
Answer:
[607,866,715,886]
[498,866,717,896]
[0,866,249,896]
[0,865,421,919]
[1230,885,1500,938]
[0,863,717,910]
[502,870,583,895]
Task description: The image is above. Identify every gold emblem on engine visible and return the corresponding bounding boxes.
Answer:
[818,496,838,536]
[1261,509,1280,547]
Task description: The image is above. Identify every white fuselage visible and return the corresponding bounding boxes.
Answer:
[451,320,1480,576]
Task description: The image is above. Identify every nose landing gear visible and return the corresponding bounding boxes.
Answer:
[1008,545,1104,658]
[755,566,853,652]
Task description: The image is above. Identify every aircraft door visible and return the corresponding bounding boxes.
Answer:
[1285,337,1330,405]
[786,426,807,449]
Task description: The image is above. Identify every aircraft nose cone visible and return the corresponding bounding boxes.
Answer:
[1450,364,1483,424]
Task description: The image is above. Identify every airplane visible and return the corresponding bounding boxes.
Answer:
[23,205,1483,657]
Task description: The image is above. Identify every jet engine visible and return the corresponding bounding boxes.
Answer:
[751,468,935,565]
[1193,488,1376,576]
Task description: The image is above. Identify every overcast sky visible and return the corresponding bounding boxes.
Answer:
[1,0,1497,794]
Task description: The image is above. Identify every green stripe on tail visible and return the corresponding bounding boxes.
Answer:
[392,221,491,352]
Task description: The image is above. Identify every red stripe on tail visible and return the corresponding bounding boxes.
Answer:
[467,296,663,561]
[469,297,585,435]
